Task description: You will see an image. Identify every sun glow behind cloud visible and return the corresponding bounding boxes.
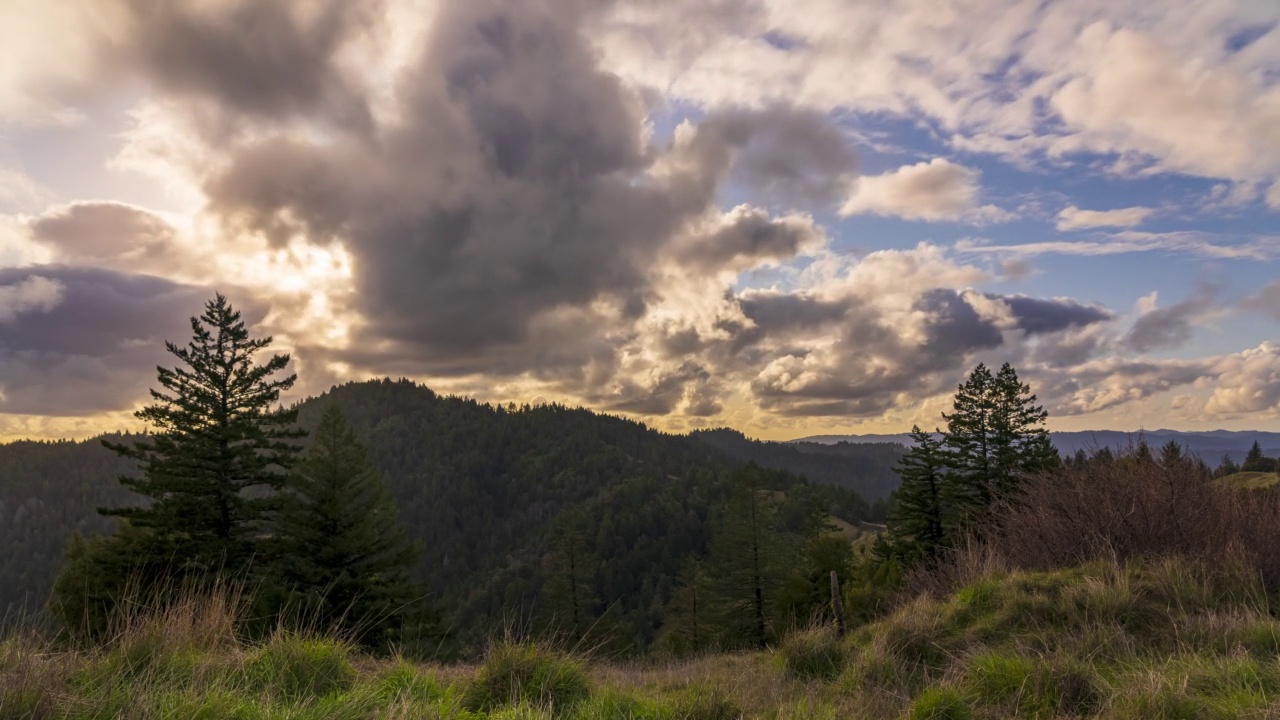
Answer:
[1,0,1279,442]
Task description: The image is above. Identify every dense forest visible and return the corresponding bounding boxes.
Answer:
[1,377,876,654]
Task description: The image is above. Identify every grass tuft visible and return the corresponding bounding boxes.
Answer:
[779,626,845,681]
[242,632,357,702]
[463,640,591,715]
[908,686,972,720]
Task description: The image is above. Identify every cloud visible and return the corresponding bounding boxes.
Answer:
[117,0,380,132]
[1205,342,1280,415]
[956,232,1280,261]
[1124,287,1219,353]
[986,294,1113,335]
[0,166,53,212]
[1049,23,1280,181]
[183,0,861,397]
[1242,280,1280,320]
[28,201,188,273]
[672,205,825,272]
[1056,205,1156,230]
[0,266,257,415]
[0,275,64,322]
[839,158,1011,224]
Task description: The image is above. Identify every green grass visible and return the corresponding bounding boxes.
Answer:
[5,556,1280,718]
[1217,471,1280,489]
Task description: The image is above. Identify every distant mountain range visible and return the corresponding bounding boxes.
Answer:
[791,430,1280,464]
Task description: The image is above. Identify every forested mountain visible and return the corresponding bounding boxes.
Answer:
[0,436,136,616]
[2,379,870,653]
[691,428,904,502]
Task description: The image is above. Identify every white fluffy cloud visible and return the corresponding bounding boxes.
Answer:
[603,1,1280,187]
[1056,205,1155,231]
[839,158,1011,224]
[0,275,64,322]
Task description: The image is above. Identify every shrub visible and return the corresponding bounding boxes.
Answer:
[908,687,972,720]
[990,447,1280,590]
[242,633,357,702]
[463,641,591,715]
[779,626,846,681]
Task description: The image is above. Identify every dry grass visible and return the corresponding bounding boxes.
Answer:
[6,551,1280,718]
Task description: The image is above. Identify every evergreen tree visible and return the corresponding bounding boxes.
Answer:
[706,463,790,649]
[1215,453,1240,478]
[540,507,599,643]
[942,362,1055,529]
[659,559,711,656]
[272,406,422,647]
[99,294,303,573]
[1242,440,1275,472]
[882,426,949,564]
[1158,440,1183,466]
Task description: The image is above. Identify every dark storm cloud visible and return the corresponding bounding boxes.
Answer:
[120,0,378,131]
[0,267,262,415]
[193,0,858,394]
[916,289,1004,357]
[1124,287,1216,353]
[989,293,1113,335]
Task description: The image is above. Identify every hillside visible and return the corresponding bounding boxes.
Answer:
[797,429,1280,464]
[690,428,904,502]
[6,555,1277,718]
[0,379,870,651]
[1219,471,1280,490]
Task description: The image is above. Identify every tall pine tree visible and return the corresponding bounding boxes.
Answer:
[706,463,790,649]
[100,294,303,573]
[539,507,600,643]
[881,426,949,564]
[272,406,422,647]
[942,362,1055,530]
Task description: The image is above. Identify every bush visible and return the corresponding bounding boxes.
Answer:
[990,448,1280,590]
[908,687,972,720]
[779,626,846,681]
[463,641,591,715]
[242,633,357,702]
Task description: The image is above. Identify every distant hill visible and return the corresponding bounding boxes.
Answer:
[793,429,1280,464]
[1217,471,1280,490]
[691,428,904,502]
[0,379,870,651]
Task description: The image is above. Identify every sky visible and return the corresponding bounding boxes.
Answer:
[1,0,1280,442]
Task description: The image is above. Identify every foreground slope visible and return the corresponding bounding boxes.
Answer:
[5,556,1277,719]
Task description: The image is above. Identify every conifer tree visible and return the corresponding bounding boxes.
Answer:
[1241,440,1275,472]
[882,426,949,564]
[100,294,303,573]
[942,362,1055,529]
[660,559,711,656]
[540,507,599,643]
[706,463,790,649]
[1215,453,1240,478]
[272,406,422,646]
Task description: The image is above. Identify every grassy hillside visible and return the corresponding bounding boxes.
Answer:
[1218,471,1280,490]
[6,556,1278,719]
